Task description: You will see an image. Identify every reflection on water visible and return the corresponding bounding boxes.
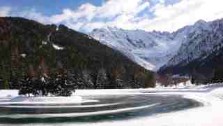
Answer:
[0,94,201,124]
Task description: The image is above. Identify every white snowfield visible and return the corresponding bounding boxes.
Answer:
[74,84,223,126]
[1,83,223,126]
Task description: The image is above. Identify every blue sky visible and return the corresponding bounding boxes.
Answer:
[0,0,102,16]
[0,0,180,16]
[0,0,223,33]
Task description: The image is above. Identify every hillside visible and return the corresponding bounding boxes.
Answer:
[159,19,223,84]
[0,17,154,89]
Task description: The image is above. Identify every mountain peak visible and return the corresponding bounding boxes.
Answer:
[195,19,206,25]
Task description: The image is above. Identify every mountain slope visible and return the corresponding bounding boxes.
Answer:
[165,20,220,66]
[90,27,182,71]
[159,19,223,83]
[0,17,154,89]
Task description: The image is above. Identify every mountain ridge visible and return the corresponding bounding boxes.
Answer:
[159,18,223,83]
[90,18,223,83]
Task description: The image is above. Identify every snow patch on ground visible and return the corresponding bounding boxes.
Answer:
[0,90,18,98]
[52,43,64,50]
[42,41,47,45]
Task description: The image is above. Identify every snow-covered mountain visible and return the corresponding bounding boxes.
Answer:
[165,19,223,67]
[90,27,182,71]
[158,19,223,83]
[90,18,223,75]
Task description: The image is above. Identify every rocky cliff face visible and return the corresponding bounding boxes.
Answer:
[159,19,223,84]
[164,20,223,67]
[0,17,154,89]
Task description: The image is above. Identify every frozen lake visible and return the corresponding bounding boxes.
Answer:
[0,93,200,124]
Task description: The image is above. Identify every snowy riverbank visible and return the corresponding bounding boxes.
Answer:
[73,84,223,126]
[0,83,223,126]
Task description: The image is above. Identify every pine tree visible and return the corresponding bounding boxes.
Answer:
[96,68,109,89]
[18,75,75,97]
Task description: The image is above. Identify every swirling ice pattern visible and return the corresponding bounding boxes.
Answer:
[0,94,200,124]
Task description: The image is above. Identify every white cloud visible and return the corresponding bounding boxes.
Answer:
[16,0,150,32]
[138,0,223,32]
[6,0,223,33]
[18,9,50,23]
[0,7,11,17]
[96,0,149,18]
